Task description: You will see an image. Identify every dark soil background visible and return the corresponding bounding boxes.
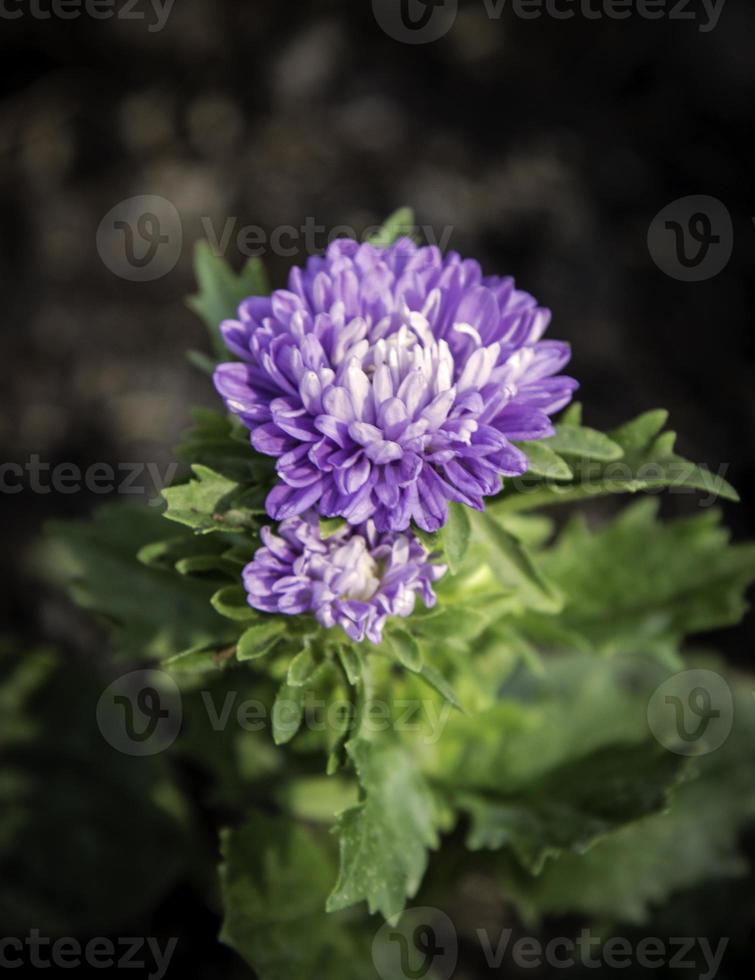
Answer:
[1,1,754,977]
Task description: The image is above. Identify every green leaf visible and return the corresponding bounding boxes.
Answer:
[337,645,363,687]
[185,348,217,376]
[46,504,235,660]
[611,408,668,451]
[431,654,662,796]
[237,621,286,660]
[174,553,239,578]
[411,523,441,553]
[475,512,563,613]
[136,532,227,571]
[497,408,738,511]
[500,665,755,924]
[409,592,519,651]
[327,737,443,919]
[278,777,359,824]
[287,646,320,687]
[494,512,555,548]
[461,740,685,873]
[272,683,305,745]
[367,207,415,246]
[441,502,472,573]
[425,654,690,876]
[187,242,270,359]
[162,464,265,535]
[561,402,583,425]
[319,516,347,540]
[326,699,356,777]
[520,499,755,658]
[219,812,373,980]
[542,424,623,461]
[415,664,465,712]
[162,642,235,673]
[175,408,272,484]
[0,645,57,748]
[517,441,573,480]
[210,585,258,622]
[385,628,423,672]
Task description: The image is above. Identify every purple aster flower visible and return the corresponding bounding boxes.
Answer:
[243,514,446,644]
[215,237,577,532]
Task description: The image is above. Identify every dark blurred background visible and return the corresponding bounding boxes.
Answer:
[1,0,754,975]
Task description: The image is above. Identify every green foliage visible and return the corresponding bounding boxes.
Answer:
[424,654,686,870]
[442,501,472,574]
[461,739,684,874]
[237,620,287,661]
[319,515,348,539]
[501,404,739,512]
[327,737,446,920]
[383,626,423,671]
[35,230,755,979]
[220,812,374,980]
[187,241,270,359]
[538,406,623,461]
[271,683,306,745]
[474,512,564,614]
[163,464,265,535]
[0,645,192,934]
[516,440,575,480]
[175,407,274,483]
[519,499,755,660]
[367,206,416,246]
[499,665,755,924]
[47,504,237,660]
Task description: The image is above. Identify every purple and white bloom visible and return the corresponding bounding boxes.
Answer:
[215,238,577,532]
[243,514,446,644]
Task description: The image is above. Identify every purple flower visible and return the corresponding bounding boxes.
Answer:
[215,238,577,532]
[243,514,446,644]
